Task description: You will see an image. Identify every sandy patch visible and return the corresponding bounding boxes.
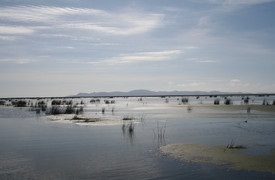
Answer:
[160,143,275,173]
[46,114,139,126]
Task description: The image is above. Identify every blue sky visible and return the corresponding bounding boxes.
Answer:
[1,0,275,97]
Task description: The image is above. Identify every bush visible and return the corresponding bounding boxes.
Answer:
[13,100,27,107]
[224,98,232,105]
[46,105,84,115]
[65,105,75,114]
[47,106,63,115]
[214,99,220,105]
[37,101,47,111]
[0,100,6,105]
[51,100,62,105]
[243,97,249,104]
[181,98,188,104]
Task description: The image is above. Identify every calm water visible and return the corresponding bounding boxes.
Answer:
[1,97,275,179]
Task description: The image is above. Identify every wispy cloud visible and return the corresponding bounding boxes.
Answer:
[204,0,274,5]
[0,26,35,34]
[0,35,19,41]
[187,57,217,63]
[177,82,205,87]
[229,79,242,86]
[91,50,182,65]
[0,6,106,22]
[0,58,33,64]
[0,6,164,36]
[196,0,275,13]
[229,79,250,87]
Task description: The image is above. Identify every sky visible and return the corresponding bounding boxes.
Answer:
[1,0,275,97]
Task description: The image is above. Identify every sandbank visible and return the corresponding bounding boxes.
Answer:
[160,143,275,173]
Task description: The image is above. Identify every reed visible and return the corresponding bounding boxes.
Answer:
[226,139,246,149]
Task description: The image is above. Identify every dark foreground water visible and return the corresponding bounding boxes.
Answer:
[1,97,275,179]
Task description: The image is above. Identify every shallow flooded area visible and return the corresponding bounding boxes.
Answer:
[0,96,275,179]
[160,143,275,173]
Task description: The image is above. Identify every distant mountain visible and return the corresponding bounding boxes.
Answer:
[72,89,245,97]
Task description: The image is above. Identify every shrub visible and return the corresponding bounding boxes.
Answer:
[46,105,83,115]
[77,106,84,114]
[0,100,6,105]
[90,99,96,103]
[47,106,63,115]
[51,100,62,105]
[224,98,232,105]
[65,105,75,114]
[13,100,27,107]
[37,101,47,111]
[214,99,220,105]
[181,98,188,104]
[243,97,249,104]
[63,100,72,105]
[101,107,105,114]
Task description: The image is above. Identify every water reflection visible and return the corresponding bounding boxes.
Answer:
[122,122,135,144]
[153,121,167,148]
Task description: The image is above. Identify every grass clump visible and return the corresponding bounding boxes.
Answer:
[122,115,134,121]
[46,105,84,115]
[72,115,100,122]
[262,99,270,106]
[226,139,246,149]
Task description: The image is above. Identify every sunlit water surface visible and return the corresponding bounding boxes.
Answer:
[1,97,275,179]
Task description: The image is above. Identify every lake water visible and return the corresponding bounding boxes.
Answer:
[0,96,275,179]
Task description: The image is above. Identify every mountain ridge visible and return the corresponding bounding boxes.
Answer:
[72,89,246,97]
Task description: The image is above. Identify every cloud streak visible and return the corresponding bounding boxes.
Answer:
[204,0,274,5]
[0,6,164,36]
[0,26,35,34]
[89,50,182,65]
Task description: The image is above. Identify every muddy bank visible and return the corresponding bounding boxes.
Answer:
[160,143,275,173]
